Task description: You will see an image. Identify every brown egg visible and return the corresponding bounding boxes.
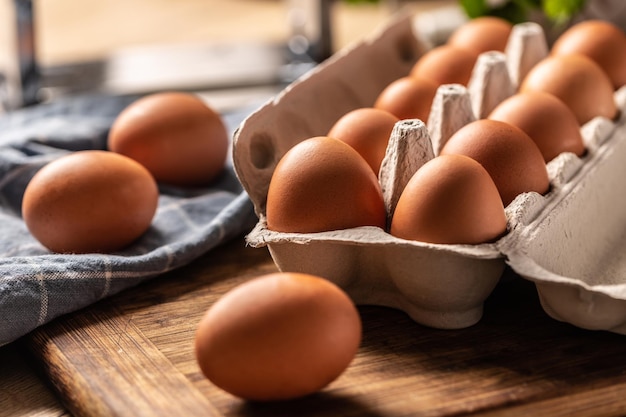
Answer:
[551,20,626,90]
[520,54,617,125]
[22,150,159,254]
[266,136,387,233]
[390,154,507,244]
[440,119,550,206]
[327,107,399,174]
[374,76,439,123]
[194,272,362,401]
[108,92,229,187]
[488,91,585,162]
[410,45,479,86]
[447,16,514,54]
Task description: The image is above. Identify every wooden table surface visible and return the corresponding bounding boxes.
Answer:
[4,1,626,416]
[6,236,626,416]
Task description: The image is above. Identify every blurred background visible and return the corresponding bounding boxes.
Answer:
[0,0,457,112]
[1,0,625,113]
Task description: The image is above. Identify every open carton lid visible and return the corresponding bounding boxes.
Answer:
[233,13,626,333]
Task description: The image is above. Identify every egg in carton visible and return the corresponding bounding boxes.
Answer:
[233,13,626,333]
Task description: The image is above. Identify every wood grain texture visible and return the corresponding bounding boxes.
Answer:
[29,307,220,417]
[12,2,625,415]
[24,235,626,417]
[0,342,70,417]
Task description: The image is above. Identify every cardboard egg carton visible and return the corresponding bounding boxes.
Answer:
[232,13,626,333]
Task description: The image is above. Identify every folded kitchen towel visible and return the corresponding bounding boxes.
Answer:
[0,93,259,346]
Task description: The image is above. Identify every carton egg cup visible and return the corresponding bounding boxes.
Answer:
[233,14,626,333]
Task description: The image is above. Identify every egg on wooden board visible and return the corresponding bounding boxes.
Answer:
[520,54,617,125]
[551,19,626,90]
[447,16,514,54]
[327,107,399,174]
[374,76,439,123]
[488,91,586,162]
[390,154,507,245]
[194,272,362,401]
[265,136,387,233]
[108,92,229,187]
[22,150,159,254]
[410,44,479,87]
[440,119,550,207]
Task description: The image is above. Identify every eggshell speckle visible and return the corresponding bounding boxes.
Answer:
[448,16,513,54]
[488,91,585,162]
[328,107,399,174]
[266,136,387,233]
[194,272,362,401]
[374,76,439,123]
[410,45,479,86]
[440,119,550,206]
[391,154,507,244]
[22,150,159,254]
[551,20,626,90]
[520,54,617,125]
[108,92,229,187]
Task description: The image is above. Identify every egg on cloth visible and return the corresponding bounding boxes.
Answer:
[390,154,507,245]
[194,272,362,401]
[440,119,550,207]
[520,54,618,125]
[327,107,399,174]
[22,150,159,254]
[551,19,626,90]
[265,136,387,233]
[108,92,229,187]
[488,91,586,162]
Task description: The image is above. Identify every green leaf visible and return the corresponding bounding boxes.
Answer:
[458,0,588,26]
[459,0,488,19]
[487,1,530,24]
[542,0,586,23]
[459,0,536,23]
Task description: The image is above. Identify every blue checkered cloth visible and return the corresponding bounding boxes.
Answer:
[0,94,259,346]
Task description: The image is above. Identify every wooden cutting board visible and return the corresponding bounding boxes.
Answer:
[25,235,626,416]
